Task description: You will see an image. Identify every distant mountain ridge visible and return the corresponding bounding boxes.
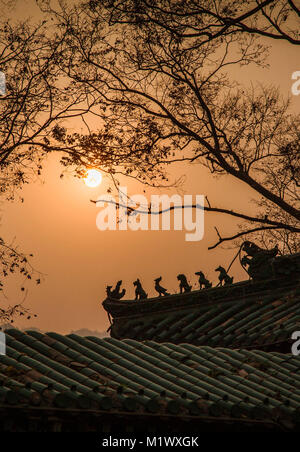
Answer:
[70,328,109,338]
[0,324,108,338]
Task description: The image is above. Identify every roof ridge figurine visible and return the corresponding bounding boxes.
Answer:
[106,280,126,299]
[241,240,279,280]
[154,276,170,297]
[177,274,192,293]
[133,278,148,300]
[215,266,233,286]
[195,271,212,289]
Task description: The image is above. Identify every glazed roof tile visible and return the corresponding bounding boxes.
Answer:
[0,329,300,428]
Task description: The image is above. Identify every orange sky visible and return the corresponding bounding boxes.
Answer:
[1,0,299,334]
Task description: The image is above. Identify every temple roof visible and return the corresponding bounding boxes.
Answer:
[103,253,300,351]
[1,251,299,431]
[1,329,300,431]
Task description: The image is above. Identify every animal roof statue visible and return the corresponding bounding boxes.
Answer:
[106,280,126,299]
[215,266,233,286]
[195,271,212,289]
[241,241,279,280]
[133,278,148,300]
[154,277,170,297]
[177,274,192,293]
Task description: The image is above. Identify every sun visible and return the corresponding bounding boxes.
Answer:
[84,169,102,188]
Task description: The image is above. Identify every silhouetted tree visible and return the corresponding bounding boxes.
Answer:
[40,0,299,249]
[1,1,300,319]
[0,6,95,319]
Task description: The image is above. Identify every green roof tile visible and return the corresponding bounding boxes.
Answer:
[0,329,300,429]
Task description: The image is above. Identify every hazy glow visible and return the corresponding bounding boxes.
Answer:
[84,169,102,188]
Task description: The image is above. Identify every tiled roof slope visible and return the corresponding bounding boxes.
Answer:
[104,274,300,350]
[1,330,300,430]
